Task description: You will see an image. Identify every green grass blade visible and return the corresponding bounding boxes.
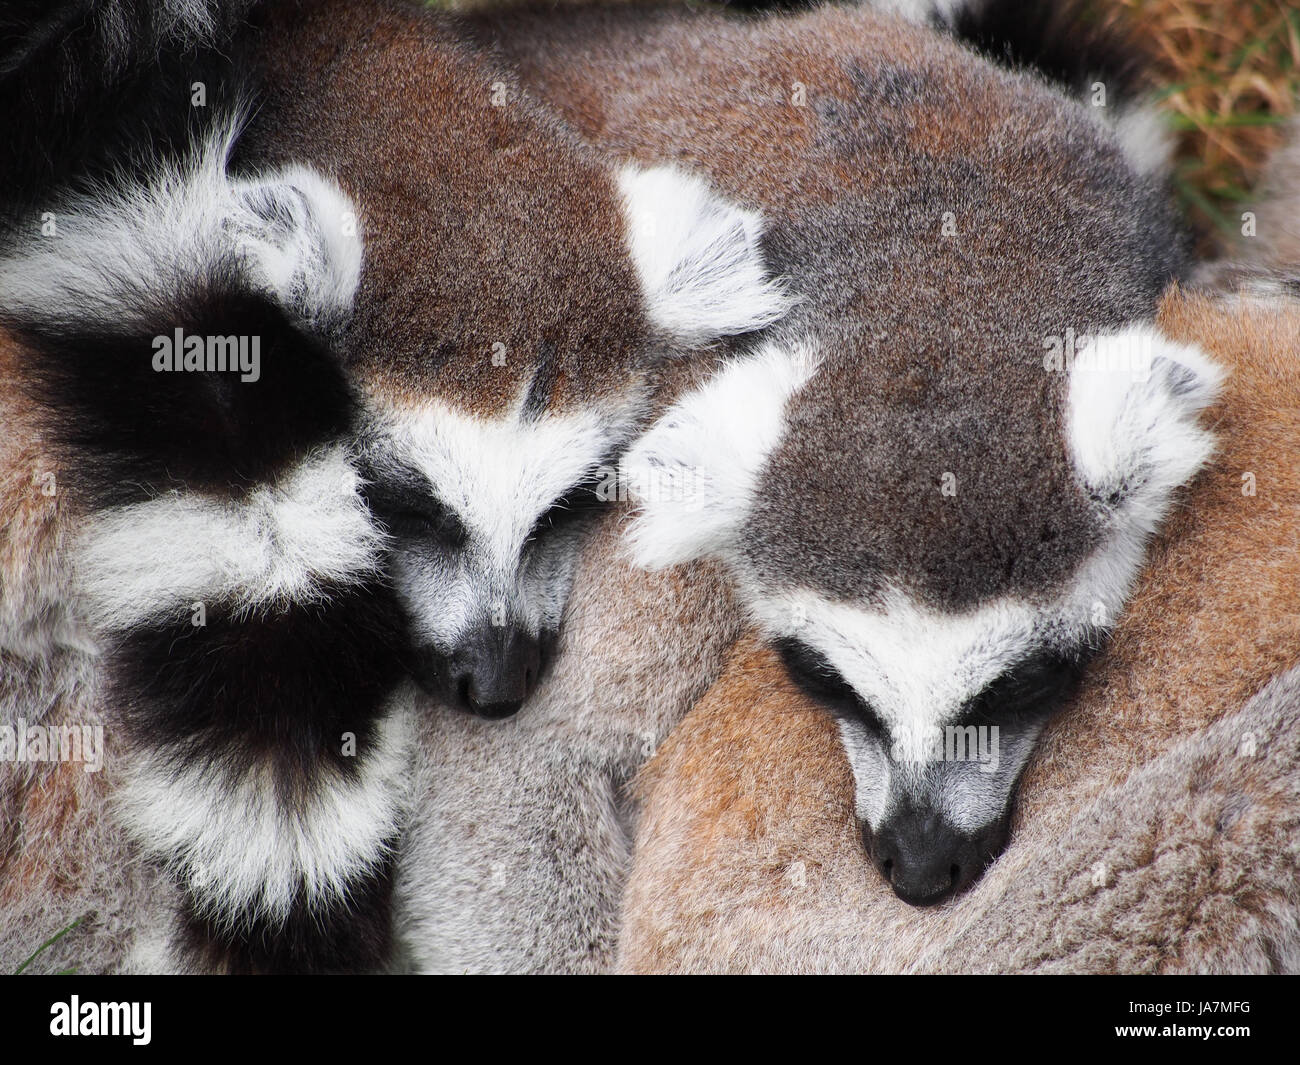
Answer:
[13,915,86,975]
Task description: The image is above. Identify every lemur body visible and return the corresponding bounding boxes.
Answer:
[620,278,1300,972]
[394,487,743,972]
[0,0,782,972]
[392,0,1207,970]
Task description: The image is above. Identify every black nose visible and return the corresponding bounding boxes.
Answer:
[444,625,542,720]
[867,807,1009,907]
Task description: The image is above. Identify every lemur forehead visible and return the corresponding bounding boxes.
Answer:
[739,339,1103,611]
[754,583,1050,728]
[242,0,660,414]
[361,388,630,555]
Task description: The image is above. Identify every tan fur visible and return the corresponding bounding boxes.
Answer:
[1,326,75,874]
[620,283,1300,973]
[0,330,173,974]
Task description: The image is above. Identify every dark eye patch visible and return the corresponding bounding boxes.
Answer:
[357,461,469,549]
[774,638,887,736]
[957,647,1095,728]
[528,475,609,540]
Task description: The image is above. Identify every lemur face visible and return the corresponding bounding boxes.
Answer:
[329,160,786,721]
[302,159,787,722]
[626,325,1222,905]
[354,401,627,718]
[758,574,1105,907]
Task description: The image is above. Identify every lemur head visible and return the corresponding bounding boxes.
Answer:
[339,160,783,721]
[595,6,1221,900]
[627,318,1221,904]
[234,0,788,719]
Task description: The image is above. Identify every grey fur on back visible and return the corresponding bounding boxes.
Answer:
[0,434,173,974]
[393,503,742,972]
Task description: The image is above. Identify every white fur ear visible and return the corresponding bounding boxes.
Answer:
[623,339,820,569]
[1107,100,1177,179]
[228,164,362,330]
[1066,324,1224,528]
[0,112,362,335]
[618,164,792,343]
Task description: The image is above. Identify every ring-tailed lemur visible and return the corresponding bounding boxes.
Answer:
[618,74,1300,975]
[0,0,785,972]
[618,272,1300,971]
[238,0,787,721]
[425,0,1214,938]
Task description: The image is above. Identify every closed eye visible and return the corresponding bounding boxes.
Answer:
[528,476,609,540]
[958,647,1094,727]
[357,462,469,549]
[378,503,468,546]
[774,638,887,736]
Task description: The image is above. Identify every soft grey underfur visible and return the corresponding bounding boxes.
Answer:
[393,503,742,973]
[0,742,182,976]
[0,497,176,974]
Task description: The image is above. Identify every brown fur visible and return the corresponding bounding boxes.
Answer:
[0,327,77,876]
[472,0,1188,609]
[620,283,1300,973]
[244,0,660,416]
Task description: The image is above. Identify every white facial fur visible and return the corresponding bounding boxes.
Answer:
[368,392,640,649]
[626,323,1223,833]
[748,576,1103,833]
[360,168,791,656]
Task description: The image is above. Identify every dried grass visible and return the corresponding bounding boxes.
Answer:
[1108,0,1300,248]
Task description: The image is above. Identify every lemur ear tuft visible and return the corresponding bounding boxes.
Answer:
[618,164,793,344]
[228,163,363,333]
[623,340,820,569]
[0,116,363,501]
[1066,323,1224,524]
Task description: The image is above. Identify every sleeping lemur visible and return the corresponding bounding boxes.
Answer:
[505,2,1214,907]
[388,0,1212,973]
[0,0,784,972]
[619,266,1300,971]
